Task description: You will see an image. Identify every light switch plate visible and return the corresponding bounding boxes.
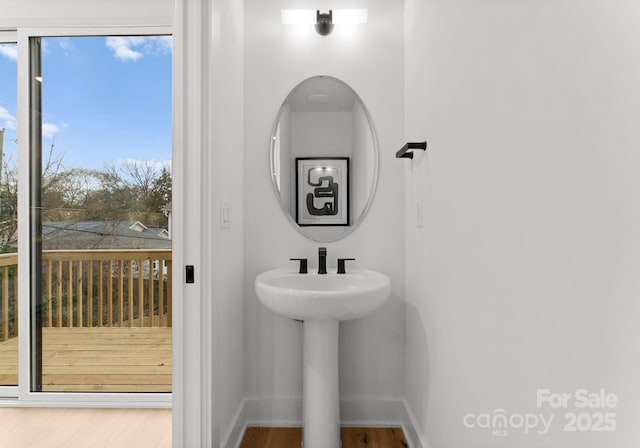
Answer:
[221,201,232,229]
[185,265,195,283]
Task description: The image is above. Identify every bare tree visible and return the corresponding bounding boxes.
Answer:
[100,159,169,214]
[39,141,101,221]
[0,153,18,252]
[0,148,172,251]
[41,138,67,194]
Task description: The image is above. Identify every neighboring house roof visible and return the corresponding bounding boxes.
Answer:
[42,221,171,250]
[128,221,149,232]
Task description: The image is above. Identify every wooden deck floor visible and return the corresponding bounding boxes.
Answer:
[0,327,171,392]
[0,336,18,386]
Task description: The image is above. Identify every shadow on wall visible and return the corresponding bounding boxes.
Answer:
[339,290,406,401]
[405,302,430,437]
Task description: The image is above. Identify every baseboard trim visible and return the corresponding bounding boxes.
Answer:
[0,399,171,409]
[400,399,426,448]
[222,400,247,448]
[223,397,423,448]
[244,396,303,427]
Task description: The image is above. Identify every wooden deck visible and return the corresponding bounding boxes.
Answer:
[0,336,17,386]
[0,327,171,392]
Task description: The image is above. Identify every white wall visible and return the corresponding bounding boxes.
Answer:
[0,0,172,27]
[207,0,245,445]
[244,0,405,423]
[291,112,352,158]
[405,0,640,447]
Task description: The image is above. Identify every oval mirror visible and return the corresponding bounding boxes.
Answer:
[269,76,379,242]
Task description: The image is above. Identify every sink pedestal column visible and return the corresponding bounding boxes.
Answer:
[303,319,341,448]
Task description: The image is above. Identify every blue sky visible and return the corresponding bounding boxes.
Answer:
[0,43,18,166]
[0,36,172,171]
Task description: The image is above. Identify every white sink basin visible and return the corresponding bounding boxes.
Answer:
[255,268,391,321]
[255,266,391,448]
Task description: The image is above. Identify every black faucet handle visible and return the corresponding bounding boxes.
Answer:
[289,258,308,274]
[337,258,356,274]
[317,247,328,274]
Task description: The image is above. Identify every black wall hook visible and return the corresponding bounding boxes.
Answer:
[396,141,427,159]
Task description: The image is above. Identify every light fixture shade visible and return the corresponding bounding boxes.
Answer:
[281,9,368,26]
[332,9,368,24]
[281,9,316,25]
[315,10,334,36]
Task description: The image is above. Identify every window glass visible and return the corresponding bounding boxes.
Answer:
[31,36,172,393]
[0,42,18,387]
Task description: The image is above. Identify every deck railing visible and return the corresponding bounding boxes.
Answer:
[0,249,172,342]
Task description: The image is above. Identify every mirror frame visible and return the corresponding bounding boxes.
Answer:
[269,75,380,242]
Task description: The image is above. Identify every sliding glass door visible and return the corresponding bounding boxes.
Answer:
[29,35,173,393]
[0,38,19,391]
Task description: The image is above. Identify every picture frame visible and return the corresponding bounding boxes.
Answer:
[295,157,350,226]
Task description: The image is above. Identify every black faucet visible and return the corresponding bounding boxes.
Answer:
[318,247,327,274]
[289,258,308,274]
[337,258,356,274]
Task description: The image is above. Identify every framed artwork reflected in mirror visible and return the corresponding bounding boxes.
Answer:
[295,157,349,226]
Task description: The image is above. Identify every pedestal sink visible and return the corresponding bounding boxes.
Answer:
[255,268,391,448]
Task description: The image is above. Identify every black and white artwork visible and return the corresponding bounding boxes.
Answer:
[295,157,349,226]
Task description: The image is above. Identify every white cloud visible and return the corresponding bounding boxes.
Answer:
[106,37,144,61]
[58,38,72,54]
[42,123,60,139]
[105,36,172,62]
[153,36,173,55]
[0,107,17,130]
[0,44,17,62]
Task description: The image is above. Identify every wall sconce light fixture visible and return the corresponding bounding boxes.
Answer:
[281,9,368,36]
